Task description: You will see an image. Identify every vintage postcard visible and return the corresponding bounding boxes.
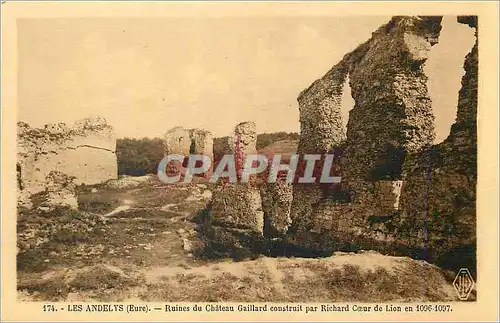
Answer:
[1,1,498,322]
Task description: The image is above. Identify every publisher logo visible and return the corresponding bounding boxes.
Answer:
[453,268,475,301]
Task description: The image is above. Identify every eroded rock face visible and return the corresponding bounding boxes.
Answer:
[17,117,118,208]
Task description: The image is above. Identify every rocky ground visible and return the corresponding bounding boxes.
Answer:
[17,175,464,302]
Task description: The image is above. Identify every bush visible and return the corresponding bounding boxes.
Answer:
[117,133,300,176]
[116,137,164,176]
[256,132,299,150]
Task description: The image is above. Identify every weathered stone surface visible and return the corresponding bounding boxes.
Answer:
[288,16,476,272]
[36,171,78,213]
[164,127,192,156]
[190,129,214,157]
[106,174,154,189]
[342,16,441,198]
[289,184,324,233]
[17,192,33,211]
[73,116,110,131]
[211,184,264,233]
[197,16,476,270]
[197,183,267,259]
[228,121,257,156]
[372,180,403,213]
[290,16,443,246]
[164,127,214,157]
[17,117,118,206]
[221,121,258,181]
[287,16,476,272]
[260,180,293,236]
[198,122,286,257]
[396,17,478,269]
[297,65,348,154]
[287,201,363,254]
[163,127,214,177]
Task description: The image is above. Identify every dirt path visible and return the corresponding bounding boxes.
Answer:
[104,199,134,217]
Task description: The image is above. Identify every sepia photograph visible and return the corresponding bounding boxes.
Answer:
[1,1,499,321]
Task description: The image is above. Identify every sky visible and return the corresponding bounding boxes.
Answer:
[17,16,475,142]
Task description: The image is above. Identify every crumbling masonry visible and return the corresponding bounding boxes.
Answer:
[164,126,213,159]
[204,122,293,256]
[396,16,478,269]
[289,16,442,249]
[288,16,477,269]
[17,117,118,210]
[205,16,477,269]
[204,122,265,256]
[163,126,214,177]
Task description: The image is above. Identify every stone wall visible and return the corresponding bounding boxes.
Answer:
[189,129,214,158]
[286,16,476,271]
[342,16,441,199]
[200,183,266,258]
[164,127,192,156]
[163,127,214,177]
[260,180,293,236]
[297,65,348,154]
[164,127,214,158]
[200,16,477,268]
[200,122,292,257]
[17,117,118,205]
[395,16,477,269]
[227,121,257,156]
[164,127,214,163]
[211,184,264,233]
[36,171,79,213]
[289,16,443,250]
